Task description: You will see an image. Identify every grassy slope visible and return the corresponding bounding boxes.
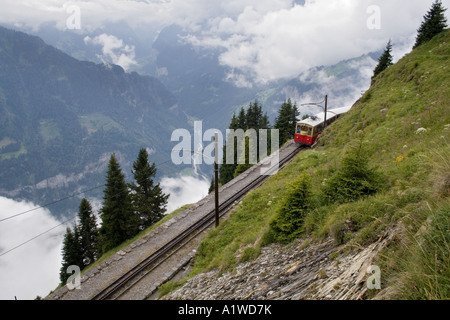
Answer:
[171,30,450,299]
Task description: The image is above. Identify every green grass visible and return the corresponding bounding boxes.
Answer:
[78,113,124,135]
[0,137,14,149]
[162,30,450,299]
[256,88,278,105]
[39,119,61,143]
[371,203,450,300]
[158,278,188,298]
[0,137,27,160]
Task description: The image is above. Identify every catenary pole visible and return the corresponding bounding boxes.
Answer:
[214,132,219,227]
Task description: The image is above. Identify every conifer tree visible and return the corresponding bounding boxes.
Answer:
[322,141,384,204]
[208,176,215,194]
[269,173,312,243]
[234,135,253,178]
[78,198,100,266]
[219,109,242,185]
[129,148,169,229]
[275,99,299,145]
[414,0,448,49]
[220,109,243,185]
[59,226,83,284]
[246,100,266,130]
[237,107,247,130]
[219,143,236,185]
[229,113,239,130]
[220,101,271,185]
[99,154,136,253]
[260,113,270,131]
[372,40,393,82]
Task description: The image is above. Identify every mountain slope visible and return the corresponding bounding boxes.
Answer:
[152,24,379,128]
[0,26,186,216]
[152,24,263,130]
[161,29,450,300]
[10,23,379,134]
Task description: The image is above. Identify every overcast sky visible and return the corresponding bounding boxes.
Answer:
[1,0,449,300]
[0,175,208,300]
[1,0,449,84]
[0,197,65,300]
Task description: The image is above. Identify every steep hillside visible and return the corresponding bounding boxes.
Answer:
[0,26,186,216]
[162,30,450,300]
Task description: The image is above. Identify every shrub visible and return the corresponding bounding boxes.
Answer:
[322,142,384,204]
[268,173,312,243]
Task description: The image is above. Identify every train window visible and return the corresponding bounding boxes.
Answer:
[314,124,323,133]
[300,125,311,136]
[296,125,301,134]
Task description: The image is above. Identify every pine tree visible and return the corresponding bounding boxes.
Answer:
[220,101,271,185]
[246,100,266,130]
[129,148,169,229]
[99,154,136,253]
[249,101,270,164]
[372,40,393,82]
[220,108,244,185]
[220,136,239,185]
[260,113,270,131]
[229,113,239,130]
[234,135,253,177]
[322,141,384,204]
[414,0,448,49]
[237,107,247,130]
[59,226,83,284]
[59,199,100,284]
[275,99,299,145]
[269,173,312,243]
[78,198,100,266]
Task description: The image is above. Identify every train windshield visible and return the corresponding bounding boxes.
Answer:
[297,124,313,137]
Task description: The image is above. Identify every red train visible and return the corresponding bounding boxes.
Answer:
[294,106,351,146]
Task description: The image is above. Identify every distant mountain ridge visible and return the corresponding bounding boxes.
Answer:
[19,23,378,129]
[0,24,379,217]
[151,24,379,128]
[0,26,186,217]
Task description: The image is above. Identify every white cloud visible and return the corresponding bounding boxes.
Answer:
[188,0,446,85]
[0,0,449,83]
[0,0,290,32]
[160,175,209,213]
[0,197,68,300]
[278,52,379,118]
[84,33,137,71]
[0,178,209,300]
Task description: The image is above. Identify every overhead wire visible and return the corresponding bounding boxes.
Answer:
[0,158,174,223]
[0,215,76,258]
[0,158,175,258]
[0,184,106,223]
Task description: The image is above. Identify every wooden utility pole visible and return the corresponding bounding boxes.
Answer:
[214,132,219,228]
[324,95,328,128]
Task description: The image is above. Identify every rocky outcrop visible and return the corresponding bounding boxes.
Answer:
[163,225,400,300]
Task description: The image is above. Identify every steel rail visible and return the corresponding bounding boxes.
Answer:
[91,144,304,300]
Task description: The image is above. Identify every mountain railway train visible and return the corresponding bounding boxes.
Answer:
[294,106,352,146]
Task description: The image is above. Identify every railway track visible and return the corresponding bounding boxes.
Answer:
[92,143,305,300]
